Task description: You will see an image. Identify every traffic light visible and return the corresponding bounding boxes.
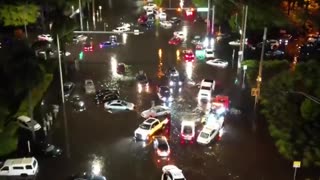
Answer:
[79,51,84,60]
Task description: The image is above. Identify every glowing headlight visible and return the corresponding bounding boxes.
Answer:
[169,81,173,86]
[178,81,182,85]
[168,96,173,101]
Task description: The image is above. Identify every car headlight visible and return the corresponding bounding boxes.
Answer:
[168,96,173,101]
[169,81,173,86]
[179,81,182,85]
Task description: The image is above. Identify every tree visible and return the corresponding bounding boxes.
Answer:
[260,60,320,167]
[0,4,40,26]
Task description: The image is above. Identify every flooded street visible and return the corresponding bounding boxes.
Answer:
[34,0,301,179]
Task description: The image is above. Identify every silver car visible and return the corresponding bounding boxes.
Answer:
[17,115,41,132]
[84,79,96,94]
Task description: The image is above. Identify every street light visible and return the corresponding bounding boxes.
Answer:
[99,6,102,21]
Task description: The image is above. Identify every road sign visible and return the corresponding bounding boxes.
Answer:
[293,161,301,168]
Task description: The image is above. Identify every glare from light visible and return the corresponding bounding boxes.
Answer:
[179,0,184,8]
[219,127,224,137]
[185,62,193,79]
[122,33,128,44]
[111,56,118,77]
[137,83,142,93]
[176,49,181,61]
[203,37,209,48]
[182,26,188,40]
[158,49,162,59]
[91,159,103,175]
[211,38,215,50]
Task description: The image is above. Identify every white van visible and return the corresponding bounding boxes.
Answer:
[198,79,215,102]
[0,157,39,176]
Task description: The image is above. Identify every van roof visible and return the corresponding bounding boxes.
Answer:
[4,157,36,166]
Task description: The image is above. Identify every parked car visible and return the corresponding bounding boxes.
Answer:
[99,41,120,48]
[161,165,186,180]
[64,82,75,98]
[83,43,93,52]
[168,37,183,45]
[206,59,228,68]
[112,26,130,33]
[17,115,41,132]
[0,157,39,176]
[160,21,172,28]
[141,105,171,118]
[84,79,96,94]
[35,142,62,157]
[205,48,214,59]
[73,35,88,43]
[38,34,53,42]
[191,35,202,45]
[169,17,181,24]
[70,95,86,112]
[104,100,135,111]
[95,93,119,105]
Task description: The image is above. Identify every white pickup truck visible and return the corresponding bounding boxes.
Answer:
[134,117,169,141]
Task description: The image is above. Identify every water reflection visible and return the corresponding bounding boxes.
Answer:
[110,56,119,78]
[122,33,128,44]
[176,49,181,62]
[157,48,165,79]
[185,62,193,80]
[182,25,188,40]
[89,155,104,175]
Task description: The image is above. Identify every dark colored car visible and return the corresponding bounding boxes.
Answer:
[117,63,126,75]
[84,43,93,52]
[169,17,181,24]
[99,41,120,48]
[157,86,172,102]
[35,143,62,158]
[71,95,86,112]
[168,37,183,45]
[69,172,107,180]
[96,89,120,97]
[95,93,119,105]
[166,67,179,77]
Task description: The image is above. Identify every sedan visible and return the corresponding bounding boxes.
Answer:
[17,115,41,132]
[99,41,120,48]
[166,67,179,77]
[265,50,284,57]
[64,82,75,98]
[71,95,86,112]
[73,35,88,43]
[69,172,107,180]
[169,17,181,24]
[36,143,62,157]
[83,43,93,52]
[182,49,195,62]
[168,37,183,45]
[104,100,135,111]
[206,59,228,68]
[141,105,170,118]
[157,86,173,102]
[95,93,119,105]
[191,35,202,45]
[161,165,186,180]
[84,79,96,94]
[173,31,185,39]
[112,26,130,33]
[153,136,170,157]
[160,21,172,28]
[38,34,53,42]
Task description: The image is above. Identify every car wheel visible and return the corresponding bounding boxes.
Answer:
[20,174,28,177]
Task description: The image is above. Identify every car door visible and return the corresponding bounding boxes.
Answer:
[112,103,122,110]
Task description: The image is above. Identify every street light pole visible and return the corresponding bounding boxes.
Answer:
[99,6,102,22]
[92,0,96,30]
[254,27,267,112]
[56,35,65,104]
[211,5,215,36]
[79,0,83,31]
[207,0,210,33]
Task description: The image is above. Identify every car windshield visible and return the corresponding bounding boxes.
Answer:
[64,85,71,91]
[137,74,147,81]
[121,101,127,106]
[160,88,170,94]
[139,124,151,130]
[170,76,179,82]
[200,132,209,138]
[158,143,168,151]
[183,126,193,135]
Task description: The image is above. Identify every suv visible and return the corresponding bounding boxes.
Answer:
[180,120,195,143]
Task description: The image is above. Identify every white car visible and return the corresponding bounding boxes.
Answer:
[134,118,169,140]
[173,31,185,39]
[197,125,219,144]
[161,165,186,180]
[153,136,170,157]
[158,12,167,20]
[141,105,170,118]
[73,35,88,43]
[104,100,135,111]
[205,48,214,58]
[160,21,172,28]
[84,79,96,94]
[228,39,248,46]
[112,26,130,33]
[143,3,157,10]
[180,120,195,141]
[38,34,53,42]
[206,59,228,68]
[17,115,41,132]
[146,9,154,16]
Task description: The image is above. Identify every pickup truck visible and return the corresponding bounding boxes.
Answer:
[134,117,169,141]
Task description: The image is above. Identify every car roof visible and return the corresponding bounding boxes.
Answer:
[163,165,184,179]
[17,115,31,123]
[4,157,36,166]
[181,120,195,126]
[144,118,158,124]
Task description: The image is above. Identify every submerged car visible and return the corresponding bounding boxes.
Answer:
[71,95,86,112]
[84,79,96,94]
[36,143,62,157]
[17,115,41,132]
[141,105,171,118]
[136,70,149,93]
[161,165,186,180]
[206,59,228,68]
[99,41,120,48]
[104,100,135,111]
[157,86,173,102]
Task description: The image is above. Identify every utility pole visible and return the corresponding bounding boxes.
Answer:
[211,5,215,36]
[57,35,65,104]
[207,0,210,32]
[79,0,83,31]
[238,5,248,69]
[24,2,28,38]
[92,0,96,30]
[254,27,267,112]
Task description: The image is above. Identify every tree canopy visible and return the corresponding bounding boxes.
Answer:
[0,4,40,26]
